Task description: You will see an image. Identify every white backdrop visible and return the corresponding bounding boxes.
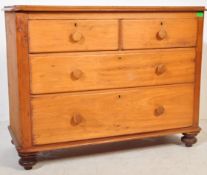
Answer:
[0,0,206,121]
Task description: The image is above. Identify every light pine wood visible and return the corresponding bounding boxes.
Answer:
[5,13,32,148]
[30,48,195,94]
[4,6,204,169]
[122,18,197,49]
[193,17,204,127]
[10,126,201,153]
[3,5,205,12]
[28,20,119,53]
[5,12,21,145]
[15,13,32,148]
[32,84,194,145]
[28,12,198,20]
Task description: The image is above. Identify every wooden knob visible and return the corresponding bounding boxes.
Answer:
[71,31,83,42]
[71,69,83,80]
[156,29,167,40]
[155,64,166,75]
[154,106,165,117]
[71,113,83,126]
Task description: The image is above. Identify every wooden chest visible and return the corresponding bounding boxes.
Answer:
[4,5,204,170]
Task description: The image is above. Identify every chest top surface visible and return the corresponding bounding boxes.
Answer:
[3,5,205,12]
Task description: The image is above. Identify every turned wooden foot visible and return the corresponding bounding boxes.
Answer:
[18,152,37,170]
[181,132,198,147]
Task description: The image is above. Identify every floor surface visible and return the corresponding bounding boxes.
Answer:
[0,119,207,175]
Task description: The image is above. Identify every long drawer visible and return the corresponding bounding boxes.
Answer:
[32,84,194,145]
[30,48,195,94]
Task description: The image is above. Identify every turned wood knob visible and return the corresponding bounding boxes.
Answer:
[154,106,165,116]
[155,64,166,75]
[71,113,83,126]
[156,29,167,40]
[70,69,83,80]
[71,31,83,42]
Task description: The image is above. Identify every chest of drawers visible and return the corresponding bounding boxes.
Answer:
[4,5,204,170]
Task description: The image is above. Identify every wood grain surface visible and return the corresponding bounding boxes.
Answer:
[31,84,194,145]
[30,48,195,94]
[4,6,204,158]
[122,18,197,49]
[3,5,205,12]
[28,20,119,53]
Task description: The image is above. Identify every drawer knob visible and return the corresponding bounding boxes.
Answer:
[156,29,167,40]
[71,31,83,42]
[71,113,83,126]
[71,69,83,80]
[155,64,166,75]
[154,106,165,116]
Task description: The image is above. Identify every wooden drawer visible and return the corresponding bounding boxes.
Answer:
[122,18,197,49]
[28,20,118,53]
[32,84,194,145]
[30,48,195,94]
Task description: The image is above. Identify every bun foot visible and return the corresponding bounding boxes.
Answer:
[181,132,198,147]
[18,152,37,170]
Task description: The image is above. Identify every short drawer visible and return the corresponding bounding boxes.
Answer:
[30,48,195,94]
[28,20,118,53]
[122,18,197,49]
[32,84,194,145]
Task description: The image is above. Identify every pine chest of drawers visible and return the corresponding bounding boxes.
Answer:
[4,6,204,170]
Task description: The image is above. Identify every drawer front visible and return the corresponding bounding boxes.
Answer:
[30,48,195,94]
[122,18,197,49]
[28,20,118,53]
[32,84,194,145]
